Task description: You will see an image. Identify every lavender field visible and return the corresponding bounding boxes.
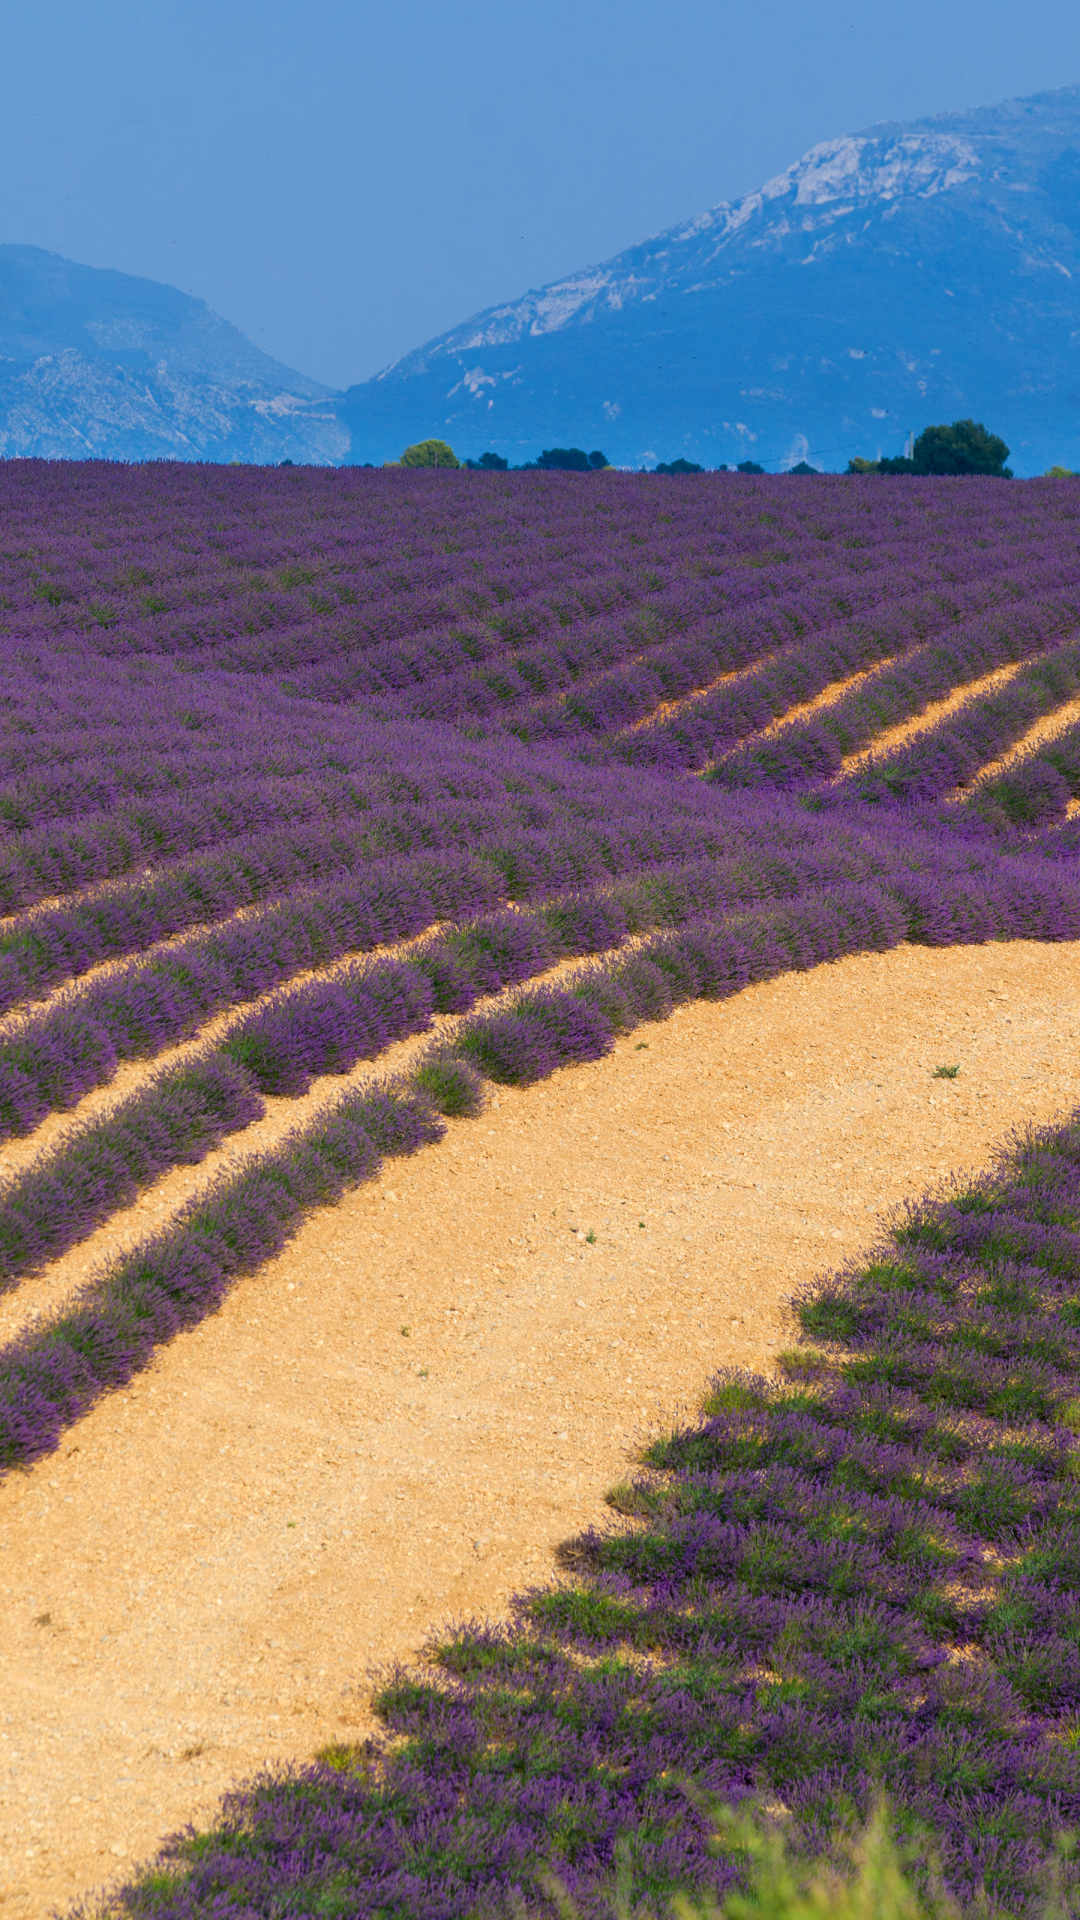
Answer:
[4,462,1080,1913]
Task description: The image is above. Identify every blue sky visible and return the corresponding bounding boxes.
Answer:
[6,0,1080,390]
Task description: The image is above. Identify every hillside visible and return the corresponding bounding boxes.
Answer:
[0,245,348,464]
[3,466,1080,1912]
[340,83,1080,475]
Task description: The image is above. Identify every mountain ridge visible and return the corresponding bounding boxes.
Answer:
[340,82,1080,475]
[0,244,347,464]
[7,84,1080,471]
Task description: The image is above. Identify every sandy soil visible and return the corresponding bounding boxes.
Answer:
[1,939,1079,1915]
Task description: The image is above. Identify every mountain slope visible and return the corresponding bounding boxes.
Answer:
[0,246,347,464]
[339,84,1080,475]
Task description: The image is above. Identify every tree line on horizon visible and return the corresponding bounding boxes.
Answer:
[383,420,1075,478]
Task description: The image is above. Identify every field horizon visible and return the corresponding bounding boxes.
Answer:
[3,463,1080,1914]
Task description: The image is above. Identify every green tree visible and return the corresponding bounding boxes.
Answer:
[399,439,460,468]
[737,459,766,474]
[464,451,508,471]
[655,457,703,474]
[536,447,591,470]
[788,460,819,475]
[1046,464,1074,477]
[912,419,1011,477]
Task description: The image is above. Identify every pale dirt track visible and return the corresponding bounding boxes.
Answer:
[2,940,1080,1915]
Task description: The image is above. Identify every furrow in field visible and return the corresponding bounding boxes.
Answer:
[0,784,823,1014]
[697,660,888,771]
[5,938,1079,1920]
[0,837,879,1141]
[836,634,1080,809]
[0,942,629,1348]
[4,854,875,1297]
[0,847,472,1032]
[0,1022,439,1351]
[834,658,1028,774]
[617,636,910,770]
[7,859,1079,1479]
[509,565,1031,750]
[0,790,510,919]
[515,643,753,739]
[623,656,780,733]
[0,922,457,1182]
[945,689,1080,790]
[700,599,1080,796]
[0,908,228,1033]
[0,861,502,1144]
[612,587,1072,776]
[292,554,940,721]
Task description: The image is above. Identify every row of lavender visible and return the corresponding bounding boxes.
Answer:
[0,479,1077,1323]
[6,841,1080,1473]
[0,888,946,1470]
[0,558,1041,829]
[0,469,1077,791]
[6,607,1080,1402]
[96,1112,1080,1918]
[6,783,1080,1296]
[6,600,1080,1032]
[0,465,1044,670]
[2,689,1078,1147]
[1,569,1078,954]
[0,859,944,1284]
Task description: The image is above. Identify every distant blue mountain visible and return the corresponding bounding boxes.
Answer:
[340,84,1080,477]
[0,245,347,463]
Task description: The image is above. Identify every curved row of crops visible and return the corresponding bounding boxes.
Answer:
[6,463,1080,1913]
[4,470,1080,1443]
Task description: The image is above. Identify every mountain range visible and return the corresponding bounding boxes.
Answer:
[340,83,1080,476]
[9,83,1080,473]
[0,245,347,464]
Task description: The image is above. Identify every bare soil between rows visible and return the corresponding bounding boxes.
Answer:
[2,939,1080,1916]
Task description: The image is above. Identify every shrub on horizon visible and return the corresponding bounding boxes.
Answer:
[912,418,1012,477]
[534,447,611,471]
[397,439,461,468]
[861,419,1012,478]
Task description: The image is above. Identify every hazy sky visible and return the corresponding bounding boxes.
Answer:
[6,0,1080,390]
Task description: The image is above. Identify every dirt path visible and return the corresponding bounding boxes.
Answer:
[2,939,1080,1915]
